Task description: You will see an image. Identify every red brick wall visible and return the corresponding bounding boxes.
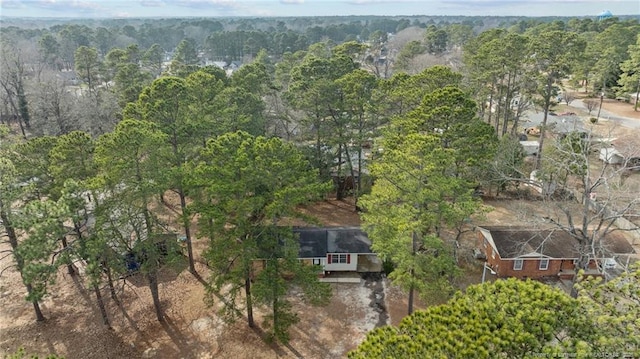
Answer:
[494,258,599,279]
[495,258,562,279]
[477,231,600,280]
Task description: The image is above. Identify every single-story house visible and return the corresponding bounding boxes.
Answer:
[551,118,587,140]
[608,136,640,170]
[295,227,381,274]
[599,147,624,164]
[477,226,635,280]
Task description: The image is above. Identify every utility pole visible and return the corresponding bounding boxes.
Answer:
[596,91,604,122]
[596,79,606,122]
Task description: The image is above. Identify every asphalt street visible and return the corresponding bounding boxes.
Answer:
[522,99,640,130]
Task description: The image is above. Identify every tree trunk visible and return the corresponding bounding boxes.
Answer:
[535,76,553,169]
[336,144,344,200]
[178,190,196,274]
[495,75,504,134]
[93,284,111,328]
[26,283,45,322]
[343,144,357,202]
[147,271,163,322]
[634,79,639,112]
[501,71,513,136]
[16,83,30,129]
[271,258,279,336]
[0,82,27,139]
[356,120,364,210]
[60,234,76,276]
[104,265,119,304]
[245,276,254,328]
[315,116,323,178]
[408,231,417,315]
[407,280,414,316]
[487,82,495,125]
[1,206,45,321]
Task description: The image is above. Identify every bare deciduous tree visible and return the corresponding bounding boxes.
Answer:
[0,38,33,138]
[493,123,640,274]
[537,125,640,271]
[561,91,577,105]
[28,71,79,136]
[584,99,599,115]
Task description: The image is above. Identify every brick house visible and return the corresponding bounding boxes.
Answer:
[477,226,634,280]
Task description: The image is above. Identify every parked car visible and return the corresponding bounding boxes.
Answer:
[558,111,577,116]
[601,258,617,270]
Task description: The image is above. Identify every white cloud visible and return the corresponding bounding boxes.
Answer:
[281,0,304,4]
[346,0,409,4]
[0,0,24,9]
[140,0,165,7]
[31,0,102,12]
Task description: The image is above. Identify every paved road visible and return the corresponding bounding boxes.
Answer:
[522,99,640,131]
[571,99,640,129]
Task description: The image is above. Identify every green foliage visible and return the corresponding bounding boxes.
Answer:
[141,43,164,77]
[94,119,168,197]
[394,40,425,71]
[490,134,527,194]
[349,279,587,359]
[424,25,448,54]
[49,131,96,196]
[361,133,465,305]
[618,34,640,110]
[11,136,59,200]
[190,131,330,342]
[15,196,71,302]
[574,264,640,356]
[362,83,495,310]
[4,348,63,359]
[252,227,330,343]
[74,46,100,92]
[174,38,199,65]
[352,267,640,358]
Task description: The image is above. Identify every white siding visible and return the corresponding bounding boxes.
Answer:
[324,253,358,271]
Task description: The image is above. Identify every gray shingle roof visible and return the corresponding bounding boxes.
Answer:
[294,227,373,258]
[480,226,635,259]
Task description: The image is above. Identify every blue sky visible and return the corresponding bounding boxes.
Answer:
[0,0,638,18]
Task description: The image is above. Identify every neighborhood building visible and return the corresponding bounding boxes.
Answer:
[598,136,640,170]
[476,226,635,280]
[294,227,381,274]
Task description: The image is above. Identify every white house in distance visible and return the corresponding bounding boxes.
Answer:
[599,135,640,169]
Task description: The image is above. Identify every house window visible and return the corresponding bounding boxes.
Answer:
[514,259,523,270]
[328,254,350,264]
[313,258,322,265]
[539,259,549,270]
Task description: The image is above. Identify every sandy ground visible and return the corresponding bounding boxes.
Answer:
[597,99,640,120]
[0,197,413,359]
[3,196,637,358]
